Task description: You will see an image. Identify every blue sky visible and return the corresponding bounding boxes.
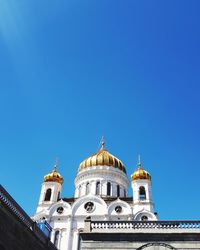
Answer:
[0,0,200,220]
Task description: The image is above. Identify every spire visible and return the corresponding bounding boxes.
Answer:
[54,158,59,171]
[137,154,142,168]
[44,158,63,184]
[101,135,105,149]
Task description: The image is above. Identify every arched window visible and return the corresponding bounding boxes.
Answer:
[117,185,120,197]
[141,215,148,221]
[57,191,60,201]
[44,188,51,201]
[107,182,111,196]
[139,186,146,200]
[86,182,90,195]
[96,181,100,195]
[54,230,59,247]
[124,189,126,197]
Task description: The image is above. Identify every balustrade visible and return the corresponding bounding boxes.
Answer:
[90,220,200,231]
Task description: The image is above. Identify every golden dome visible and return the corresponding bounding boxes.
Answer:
[44,164,63,185]
[78,141,126,173]
[131,157,151,181]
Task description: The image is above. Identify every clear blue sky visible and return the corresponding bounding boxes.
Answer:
[0,0,200,220]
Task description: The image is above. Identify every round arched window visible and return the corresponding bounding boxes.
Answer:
[57,207,64,214]
[115,206,122,213]
[84,202,95,213]
[141,215,148,221]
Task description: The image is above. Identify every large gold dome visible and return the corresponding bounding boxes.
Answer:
[78,143,126,173]
[44,164,63,185]
[131,159,151,181]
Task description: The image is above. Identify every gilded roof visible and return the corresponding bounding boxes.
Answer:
[78,144,126,173]
[131,160,151,181]
[44,165,63,185]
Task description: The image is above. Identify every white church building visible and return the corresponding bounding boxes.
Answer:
[33,140,200,250]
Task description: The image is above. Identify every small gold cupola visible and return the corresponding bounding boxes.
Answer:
[78,137,126,173]
[131,155,151,181]
[44,160,63,185]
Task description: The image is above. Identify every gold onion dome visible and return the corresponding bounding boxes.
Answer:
[79,139,126,173]
[131,156,151,181]
[44,162,63,185]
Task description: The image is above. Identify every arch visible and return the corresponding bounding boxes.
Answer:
[44,188,52,201]
[86,182,90,195]
[49,200,72,216]
[139,186,146,200]
[137,243,176,250]
[54,230,60,247]
[96,181,100,195]
[134,209,157,221]
[107,199,132,217]
[71,195,107,216]
[107,182,111,196]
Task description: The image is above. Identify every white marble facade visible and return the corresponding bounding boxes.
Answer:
[33,145,157,250]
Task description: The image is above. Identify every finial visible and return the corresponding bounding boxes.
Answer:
[101,135,105,149]
[54,158,59,171]
[138,154,142,168]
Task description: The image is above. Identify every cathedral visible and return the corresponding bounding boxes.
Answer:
[33,140,200,250]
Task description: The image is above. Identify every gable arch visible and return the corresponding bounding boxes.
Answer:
[137,243,176,250]
[107,199,132,216]
[134,209,157,221]
[49,200,72,216]
[72,195,107,216]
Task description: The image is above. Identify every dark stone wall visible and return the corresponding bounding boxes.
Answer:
[0,203,55,250]
[79,232,200,250]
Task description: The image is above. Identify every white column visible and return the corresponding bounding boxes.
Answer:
[66,218,72,250]
[39,184,46,204]
[80,183,86,197]
[57,230,62,250]
[50,230,55,243]
[102,181,107,196]
[90,181,96,195]
[74,187,79,198]
[112,183,117,197]
[120,186,124,197]
[51,186,56,202]
[71,229,79,250]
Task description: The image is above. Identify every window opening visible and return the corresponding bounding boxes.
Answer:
[44,188,51,201]
[86,182,90,195]
[139,186,146,200]
[54,230,59,247]
[117,185,120,197]
[107,182,111,196]
[96,181,100,195]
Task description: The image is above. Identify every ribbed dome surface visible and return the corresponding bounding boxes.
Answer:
[79,145,126,173]
[131,162,151,181]
[44,165,63,184]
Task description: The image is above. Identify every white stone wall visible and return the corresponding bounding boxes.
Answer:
[34,193,157,250]
[34,164,157,250]
[74,166,129,198]
[36,181,62,214]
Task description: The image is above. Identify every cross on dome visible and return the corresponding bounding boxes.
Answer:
[101,135,105,149]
